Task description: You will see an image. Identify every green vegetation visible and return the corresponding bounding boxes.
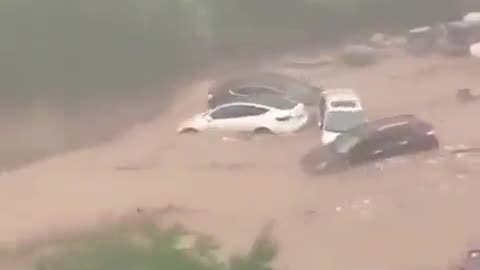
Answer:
[0,0,469,106]
[33,223,277,270]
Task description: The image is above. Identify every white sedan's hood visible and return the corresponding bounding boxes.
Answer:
[322,130,341,145]
[177,112,208,132]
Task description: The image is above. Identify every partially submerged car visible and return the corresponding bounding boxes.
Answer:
[207,72,323,109]
[456,88,480,103]
[300,114,439,175]
[177,94,309,135]
[319,88,367,144]
[450,243,480,270]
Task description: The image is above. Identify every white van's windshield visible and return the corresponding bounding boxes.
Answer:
[324,111,366,133]
[331,133,361,154]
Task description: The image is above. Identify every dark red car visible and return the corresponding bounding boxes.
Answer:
[450,244,480,270]
[300,114,440,175]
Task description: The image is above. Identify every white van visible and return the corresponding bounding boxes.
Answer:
[318,88,367,144]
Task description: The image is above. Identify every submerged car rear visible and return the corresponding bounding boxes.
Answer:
[270,103,309,133]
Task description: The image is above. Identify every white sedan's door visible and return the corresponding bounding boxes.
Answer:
[206,105,270,132]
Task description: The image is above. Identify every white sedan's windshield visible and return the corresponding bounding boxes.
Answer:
[324,111,366,133]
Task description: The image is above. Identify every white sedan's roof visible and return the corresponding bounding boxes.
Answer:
[213,100,296,112]
[212,94,299,110]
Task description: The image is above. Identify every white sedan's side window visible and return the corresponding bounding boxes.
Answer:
[234,87,279,96]
[210,105,268,119]
[210,106,240,119]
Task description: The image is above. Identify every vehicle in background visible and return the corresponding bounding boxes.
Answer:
[318,88,367,144]
[464,12,480,42]
[436,21,472,56]
[177,95,309,135]
[406,19,480,57]
[406,26,438,55]
[300,114,439,175]
[207,72,323,109]
[464,12,480,26]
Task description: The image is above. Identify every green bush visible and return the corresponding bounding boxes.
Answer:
[0,0,470,107]
[34,224,278,270]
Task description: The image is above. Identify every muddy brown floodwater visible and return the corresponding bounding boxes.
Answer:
[2,53,480,270]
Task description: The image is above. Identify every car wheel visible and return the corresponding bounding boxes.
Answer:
[179,128,198,134]
[252,127,273,136]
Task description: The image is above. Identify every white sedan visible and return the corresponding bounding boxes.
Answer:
[177,97,309,135]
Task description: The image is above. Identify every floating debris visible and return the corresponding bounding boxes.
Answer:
[444,145,455,151]
[425,158,441,165]
[208,161,255,171]
[373,162,385,170]
[114,165,154,171]
[334,198,374,219]
[445,145,480,154]
[385,157,409,164]
[221,136,238,142]
[175,234,197,250]
[439,183,450,191]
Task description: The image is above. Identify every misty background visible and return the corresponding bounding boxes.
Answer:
[0,0,478,169]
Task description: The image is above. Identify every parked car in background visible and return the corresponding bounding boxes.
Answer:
[406,19,480,57]
[178,95,309,135]
[406,26,438,55]
[319,88,367,144]
[207,72,323,109]
[464,12,480,27]
[300,114,439,175]
[436,21,472,57]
